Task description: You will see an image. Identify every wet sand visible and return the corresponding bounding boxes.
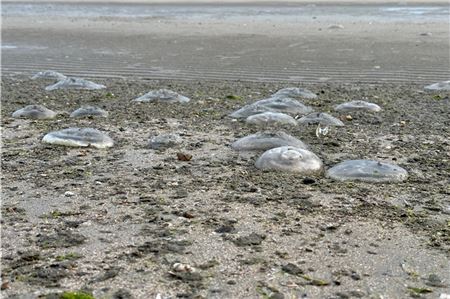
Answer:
[2,1,449,83]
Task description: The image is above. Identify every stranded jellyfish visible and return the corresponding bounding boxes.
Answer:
[272,87,318,99]
[255,146,323,174]
[246,112,297,127]
[230,97,313,119]
[12,105,57,119]
[70,106,108,118]
[326,160,408,183]
[334,100,381,113]
[297,112,344,127]
[232,131,308,151]
[133,89,190,103]
[149,133,182,150]
[31,70,66,81]
[45,77,106,91]
[42,128,114,148]
[424,81,450,91]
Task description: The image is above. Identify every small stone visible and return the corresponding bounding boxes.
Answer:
[282,263,304,275]
[64,191,75,197]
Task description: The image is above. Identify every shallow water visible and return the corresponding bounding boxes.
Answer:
[3,3,449,22]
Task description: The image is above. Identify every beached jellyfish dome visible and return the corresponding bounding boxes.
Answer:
[246,112,298,127]
[230,97,313,119]
[326,160,408,183]
[133,89,190,103]
[334,100,381,113]
[31,70,66,81]
[272,87,318,99]
[424,81,450,91]
[42,128,114,148]
[297,112,345,127]
[12,105,57,119]
[255,146,323,174]
[45,77,106,91]
[70,106,108,118]
[149,133,182,150]
[232,131,308,151]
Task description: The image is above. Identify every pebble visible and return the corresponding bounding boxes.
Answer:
[255,146,323,174]
[64,191,75,197]
[42,127,114,148]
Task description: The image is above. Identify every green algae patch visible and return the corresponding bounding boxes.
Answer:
[60,291,95,299]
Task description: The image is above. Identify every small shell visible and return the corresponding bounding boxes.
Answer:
[172,263,196,273]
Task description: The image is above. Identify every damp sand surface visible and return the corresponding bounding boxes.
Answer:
[1,76,450,298]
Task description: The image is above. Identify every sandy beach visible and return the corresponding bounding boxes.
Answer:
[1,1,450,299]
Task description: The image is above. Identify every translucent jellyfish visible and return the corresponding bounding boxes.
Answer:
[42,128,114,148]
[424,81,450,91]
[334,100,381,113]
[297,112,344,127]
[45,77,106,91]
[133,89,190,103]
[12,105,57,119]
[326,160,408,183]
[70,106,108,118]
[149,133,182,150]
[272,87,318,99]
[31,70,66,81]
[245,112,297,127]
[230,97,313,119]
[255,146,323,174]
[232,131,308,151]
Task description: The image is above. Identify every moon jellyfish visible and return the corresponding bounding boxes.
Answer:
[232,131,308,151]
[70,106,108,118]
[255,146,323,174]
[424,81,450,91]
[326,160,408,183]
[246,112,297,127]
[297,112,344,127]
[42,128,114,148]
[133,89,190,103]
[334,100,381,113]
[45,77,106,91]
[272,87,318,99]
[149,133,182,150]
[230,97,313,119]
[31,70,66,81]
[12,105,57,119]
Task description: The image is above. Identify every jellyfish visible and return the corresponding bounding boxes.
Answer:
[326,160,408,183]
[255,146,323,174]
[45,77,106,91]
[70,106,108,118]
[334,100,381,113]
[245,112,298,127]
[42,128,114,148]
[232,131,308,151]
[12,105,57,119]
[272,87,318,99]
[424,81,450,91]
[230,97,313,119]
[133,89,190,103]
[297,112,345,127]
[149,133,182,150]
[31,70,66,81]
